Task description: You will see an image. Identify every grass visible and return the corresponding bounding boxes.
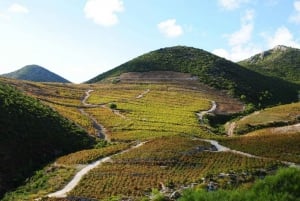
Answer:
[2,165,76,201]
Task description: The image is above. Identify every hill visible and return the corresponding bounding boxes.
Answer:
[0,82,95,198]
[226,102,300,135]
[86,46,299,107]
[1,65,71,83]
[239,45,300,84]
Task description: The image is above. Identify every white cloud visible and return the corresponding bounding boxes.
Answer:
[289,0,300,24]
[213,9,261,61]
[8,3,29,14]
[218,0,249,10]
[228,10,254,46]
[84,0,124,26]
[263,26,300,48]
[294,0,300,11]
[158,19,183,38]
[212,48,230,59]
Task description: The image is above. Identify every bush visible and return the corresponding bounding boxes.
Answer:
[179,168,300,201]
[109,103,117,109]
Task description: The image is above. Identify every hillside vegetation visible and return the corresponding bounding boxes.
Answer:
[0,79,284,200]
[87,46,299,107]
[0,82,94,198]
[227,102,300,135]
[179,167,300,201]
[239,45,300,84]
[1,65,70,83]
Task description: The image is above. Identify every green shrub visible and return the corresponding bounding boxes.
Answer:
[179,168,300,201]
[109,103,117,109]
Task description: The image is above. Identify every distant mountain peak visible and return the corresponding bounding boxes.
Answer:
[244,45,295,63]
[1,64,71,83]
[239,45,300,84]
[273,45,290,51]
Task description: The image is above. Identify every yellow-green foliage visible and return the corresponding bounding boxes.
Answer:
[56,143,130,165]
[221,129,300,163]
[48,103,96,136]
[233,102,300,134]
[69,136,280,199]
[86,84,211,140]
[2,165,76,201]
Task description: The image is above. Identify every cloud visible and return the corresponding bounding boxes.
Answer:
[262,26,300,48]
[213,9,261,61]
[84,0,124,26]
[218,0,249,10]
[0,3,28,20]
[289,0,300,24]
[8,3,29,14]
[228,10,254,46]
[158,19,183,38]
[212,48,230,59]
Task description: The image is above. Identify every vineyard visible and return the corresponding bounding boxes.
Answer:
[0,77,298,201]
[220,126,300,163]
[227,102,300,135]
[69,136,281,200]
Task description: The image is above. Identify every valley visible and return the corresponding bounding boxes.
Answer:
[1,75,299,201]
[0,46,299,201]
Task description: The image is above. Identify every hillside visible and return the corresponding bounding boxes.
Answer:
[1,65,71,83]
[0,82,95,198]
[226,102,300,135]
[239,45,300,84]
[87,46,299,107]
[0,79,296,200]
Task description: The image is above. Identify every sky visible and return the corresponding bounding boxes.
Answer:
[0,0,300,83]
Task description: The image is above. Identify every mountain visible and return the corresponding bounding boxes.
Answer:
[87,46,299,107]
[0,82,95,198]
[239,45,300,84]
[1,65,71,83]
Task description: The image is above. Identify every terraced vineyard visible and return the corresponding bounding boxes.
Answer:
[69,136,280,200]
[226,102,300,135]
[221,125,300,164]
[1,77,298,201]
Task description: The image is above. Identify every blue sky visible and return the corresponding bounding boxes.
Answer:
[0,0,300,83]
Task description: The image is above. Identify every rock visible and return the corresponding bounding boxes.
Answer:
[170,191,181,200]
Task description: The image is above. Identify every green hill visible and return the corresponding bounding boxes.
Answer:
[239,45,300,84]
[87,46,299,107]
[1,65,71,83]
[0,82,95,198]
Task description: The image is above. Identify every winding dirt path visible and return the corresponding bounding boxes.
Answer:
[79,89,108,140]
[78,108,107,140]
[196,101,216,123]
[197,101,300,168]
[81,89,94,107]
[48,141,147,198]
[227,122,236,136]
[136,89,150,99]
